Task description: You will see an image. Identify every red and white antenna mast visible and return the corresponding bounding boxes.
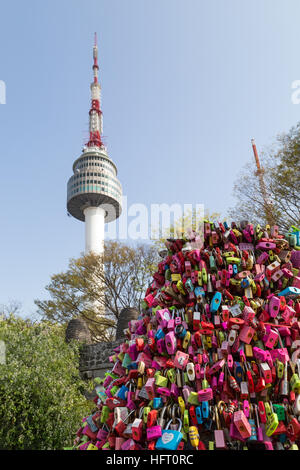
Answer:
[87,32,103,148]
[251,138,275,226]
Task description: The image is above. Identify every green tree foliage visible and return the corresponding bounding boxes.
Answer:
[35,240,158,342]
[0,314,93,450]
[152,207,222,251]
[229,124,300,230]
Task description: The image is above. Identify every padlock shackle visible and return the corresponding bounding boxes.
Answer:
[165,417,182,431]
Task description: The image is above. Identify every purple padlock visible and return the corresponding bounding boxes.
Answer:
[97,428,108,440]
[170,383,179,399]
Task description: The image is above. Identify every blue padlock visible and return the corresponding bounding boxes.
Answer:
[155,328,165,340]
[248,418,257,441]
[86,415,98,433]
[201,401,209,419]
[234,362,243,384]
[155,418,183,450]
[175,324,187,338]
[116,384,129,401]
[194,286,205,298]
[127,361,138,370]
[210,291,222,313]
[185,279,194,292]
[153,397,164,409]
[278,287,300,299]
[195,406,203,424]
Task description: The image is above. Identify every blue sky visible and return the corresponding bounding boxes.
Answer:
[0,0,300,316]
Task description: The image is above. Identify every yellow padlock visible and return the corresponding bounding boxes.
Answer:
[182,331,191,349]
[178,396,185,416]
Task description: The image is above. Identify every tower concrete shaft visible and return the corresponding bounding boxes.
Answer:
[67,34,122,255]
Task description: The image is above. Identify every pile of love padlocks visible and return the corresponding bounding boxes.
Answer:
[71,221,300,450]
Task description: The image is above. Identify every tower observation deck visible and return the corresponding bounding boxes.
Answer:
[67,34,122,254]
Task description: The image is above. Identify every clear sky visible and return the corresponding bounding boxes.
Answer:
[0,0,300,316]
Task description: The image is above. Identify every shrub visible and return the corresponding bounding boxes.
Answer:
[0,314,93,449]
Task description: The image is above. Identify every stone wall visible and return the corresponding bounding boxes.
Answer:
[79,339,123,380]
[66,308,139,382]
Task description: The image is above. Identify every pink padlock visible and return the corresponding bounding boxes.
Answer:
[260,362,272,384]
[282,305,296,323]
[156,387,171,397]
[137,352,153,368]
[146,425,162,441]
[165,331,177,355]
[181,386,190,405]
[156,308,171,329]
[131,418,143,441]
[174,350,189,370]
[253,346,268,361]
[233,410,251,438]
[229,421,246,442]
[121,438,136,450]
[156,338,166,354]
[208,358,225,376]
[238,325,255,344]
[256,241,276,250]
[112,360,126,377]
[145,377,156,400]
[272,269,283,282]
[264,329,279,349]
[103,375,114,388]
[243,306,256,323]
[256,252,269,264]
[195,363,201,379]
[115,437,125,450]
[269,296,280,318]
[128,341,138,360]
[97,428,108,440]
[198,387,213,402]
[269,347,289,362]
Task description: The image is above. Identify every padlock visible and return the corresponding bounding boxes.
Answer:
[147,410,158,429]
[214,405,226,449]
[265,402,279,437]
[155,418,183,450]
[174,350,189,370]
[233,410,251,439]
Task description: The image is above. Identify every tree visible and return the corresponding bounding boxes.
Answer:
[35,240,159,342]
[229,123,300,231]
[0,314,93,450]
[152,207,222,251]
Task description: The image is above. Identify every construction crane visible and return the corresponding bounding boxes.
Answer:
[251,138,275,227]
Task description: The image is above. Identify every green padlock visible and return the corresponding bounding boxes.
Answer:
[273,404,285,421]
[110,385,119,396]
[155,372,168,388]
[143,406,151,423]
[100,405,110,423]
[188,391,200,406]
[290,372,300,392]
[183,409,189,433]
[276,359,284,379]
[122,353,132,368]
[167,368,176,384]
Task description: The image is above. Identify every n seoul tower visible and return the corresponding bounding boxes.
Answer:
[67,34,122,255]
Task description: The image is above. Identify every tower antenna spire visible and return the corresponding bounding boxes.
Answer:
[88,32,102,147]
